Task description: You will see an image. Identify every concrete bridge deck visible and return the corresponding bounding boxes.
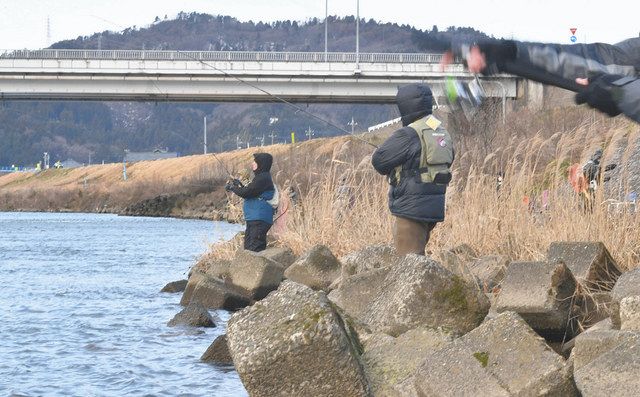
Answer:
[0,49,518,103]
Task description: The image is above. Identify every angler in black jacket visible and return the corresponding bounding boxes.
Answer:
[226,153,276,252]
[372,83,454,255]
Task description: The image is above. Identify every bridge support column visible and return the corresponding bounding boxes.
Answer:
[526,80,545,110]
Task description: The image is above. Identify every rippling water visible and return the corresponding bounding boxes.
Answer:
[0,212,246,396]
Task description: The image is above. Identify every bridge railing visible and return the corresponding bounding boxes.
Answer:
[0,49,445,64]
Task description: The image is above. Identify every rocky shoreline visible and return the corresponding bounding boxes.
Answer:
[1,187,237,223]
[162,240,640,396]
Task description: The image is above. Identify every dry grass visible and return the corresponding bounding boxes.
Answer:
[205,106,640,272]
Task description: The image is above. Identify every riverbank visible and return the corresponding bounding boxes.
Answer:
[0,132,379,221]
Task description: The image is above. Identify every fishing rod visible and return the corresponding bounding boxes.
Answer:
[210,151,235,179]
[144,77,237,179]
[175,50,379,148]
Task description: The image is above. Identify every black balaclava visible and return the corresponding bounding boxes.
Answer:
[396,83,433,126]
[253,152,273,173]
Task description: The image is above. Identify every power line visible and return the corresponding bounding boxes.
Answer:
[59,34,383,154]
[175,50,378,148]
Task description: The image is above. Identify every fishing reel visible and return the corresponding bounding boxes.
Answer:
[444,74,487,120]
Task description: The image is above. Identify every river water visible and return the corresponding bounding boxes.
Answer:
[0,212,247,396]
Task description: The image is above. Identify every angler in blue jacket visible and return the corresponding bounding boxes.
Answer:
[226,152,275,252]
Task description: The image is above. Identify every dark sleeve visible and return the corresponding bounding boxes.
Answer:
[231,174,272,199]
[513,38,639,80]
[371,127,418,175]
[618,77,640,122]
[521,39,640,122]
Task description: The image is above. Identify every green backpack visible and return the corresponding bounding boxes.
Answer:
[392,115,454,185]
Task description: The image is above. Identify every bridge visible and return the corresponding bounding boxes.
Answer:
[0,49,518,104]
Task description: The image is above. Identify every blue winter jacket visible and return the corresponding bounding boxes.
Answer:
[230,153,276,224]
[243,188,275,224]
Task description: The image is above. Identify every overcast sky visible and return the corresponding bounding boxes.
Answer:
[0,0,637,50]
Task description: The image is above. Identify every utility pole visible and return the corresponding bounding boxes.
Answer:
[324,0,329,62]
[348,117,358,134]
[306,126,315,141]
[236,135,243,150]
[256,135,265,146]
[269,117,279,145]
[203,116,207,154]
[355,0,360,70]
[122,150,128,181]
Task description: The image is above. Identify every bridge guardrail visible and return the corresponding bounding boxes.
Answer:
[0,49,445,64]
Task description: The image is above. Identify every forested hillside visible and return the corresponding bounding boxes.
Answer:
[1,12,490,165]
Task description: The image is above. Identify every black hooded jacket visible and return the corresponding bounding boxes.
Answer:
[371,84,449,223]
[230,153,274,199]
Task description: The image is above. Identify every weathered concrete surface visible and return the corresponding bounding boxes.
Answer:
[340,245,399,278]
[414,312,577,396]
[468,255,510,292]
[620,295,640,331]
[229,249,284,300]
[201,335,233,364]
[284,245,341,291]
[495,261,577,339]
[391,376,419,397]
[362,327,452,396]
[438,244,478,285]
[187,276,252,311]
[572,329,640,371]
[227,281,370,397]
[180,270,207,306]
[588,317,614,332]
[328,267,391,323]
[611,269,640,328]
[363,254,489,337]
[547,242,621,291]
[256,246,297,270]
[167,303,216,328]
[574,339,640,396]
[160,279,188,293]
[191,254,232,280]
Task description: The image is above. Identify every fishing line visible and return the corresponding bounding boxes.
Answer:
[174,50,379,148]
[144,69,236,178]
[56,31,386,149]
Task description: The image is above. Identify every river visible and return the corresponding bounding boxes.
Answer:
[0,212,247,396]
